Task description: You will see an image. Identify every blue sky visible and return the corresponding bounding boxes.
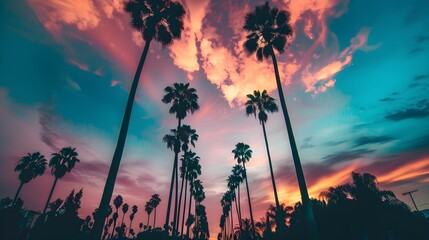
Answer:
[1,0,429,238]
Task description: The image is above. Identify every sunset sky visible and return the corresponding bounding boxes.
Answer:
[1,0,429,238]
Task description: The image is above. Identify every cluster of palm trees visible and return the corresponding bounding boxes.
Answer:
[219,88,295,239]
[85,0,319,239]
[12,147,80,214]
[162,82,209,239]
[99,194,161,239]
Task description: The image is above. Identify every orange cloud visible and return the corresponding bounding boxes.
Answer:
[28,0,100,33]
[168,0,211,74]
[378,157,429,184]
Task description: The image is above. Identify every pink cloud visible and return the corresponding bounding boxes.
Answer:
[110,80,120,87]
[27,0,101,33]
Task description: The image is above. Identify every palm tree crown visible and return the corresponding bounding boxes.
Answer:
[243,1,293,61]
[150,194,161,208]
[15,152,47,183]
[245,90,279,124]
[124,0,186,45]
[49,147,80,179]
[232,143,253,164]
[162,83,200,120]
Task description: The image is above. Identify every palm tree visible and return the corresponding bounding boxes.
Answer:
[243,2,319,239]
[232,142,256,236]
[163,125,199,235]
[187,179,204,238]
[13,152,47,205]
[231,164,244,224]
[145,201,153,228]
[42,147,80,214]
[245,90,286,231]
[112,195,123,237]
[181,151,201,236]
[162,82,200,234]
[150,194,161,227]
[179,150,201,235]
[129,205,138,237]
[191,179,205,237]
[91,1,186,237]
[121,203,129,227]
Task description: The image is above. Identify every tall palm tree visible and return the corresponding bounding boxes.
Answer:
[232,142,255,236]
[162,82,200,234]
[129,205,138,236]
[13,152,47,205]
[121,203,129,227]
[43,147,80,214]
[181,151,201,236]
[112,195,123,238]
[150,194,161,227]
[144,201,153,228]
[191,179,205,236]
[231,164,244,224]
[243,2,319,239]
[91,1,186,237]
[245,90,286,231]
[178,150,200,234]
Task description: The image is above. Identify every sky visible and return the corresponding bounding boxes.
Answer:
[1,0,429,238]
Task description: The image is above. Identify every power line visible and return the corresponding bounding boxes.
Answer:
[402,190,419,212]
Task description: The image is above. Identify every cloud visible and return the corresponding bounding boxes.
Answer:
[416,34,429,44]
[385,102,429,121]
[300,136,315,149]
[353,135,394,147]
[409,47,424,55]
[414,74,429,81]
[66,77,82,91]
[322,148,375,164]
[323,140,347,147]
[27,0,101,33]
[380,97,395,102]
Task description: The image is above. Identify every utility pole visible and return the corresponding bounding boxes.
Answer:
[402,190,419,212]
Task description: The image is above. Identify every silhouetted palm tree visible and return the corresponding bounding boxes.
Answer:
[191,179,205,237]
[150,194,161,227]
[243,2,319,239]
[180,151,201,235]
[129,205,138,237]
[145,201,153,228]
[121,203,129,227]
[232,142,255,236]
[43,147,80,214]
[111,195,123,238]
[162,82,200,234]
[245,89,285,231]
[13,152,47,205]
[231,164,244,224]
[91,0,186,237]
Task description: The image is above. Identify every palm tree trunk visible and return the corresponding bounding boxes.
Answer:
[129,219,133,237]
[111,212,117,239]
[147,213,150,228]
[43,177,58,214]
[234,190,243,240]
[269,45,319,240]
[230,209,234,239]
[181,175,189,235]
[242,162,256,237]
[153,207,156,227]
[165,118,182,234]
[13,182,24,205]
[91,39,152,240]
[176,162,187,232]
[262,122,280,208]
[121,213,126,227]
[238,184,242,224]
[185,180,193,238]
[173,140,180,236]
